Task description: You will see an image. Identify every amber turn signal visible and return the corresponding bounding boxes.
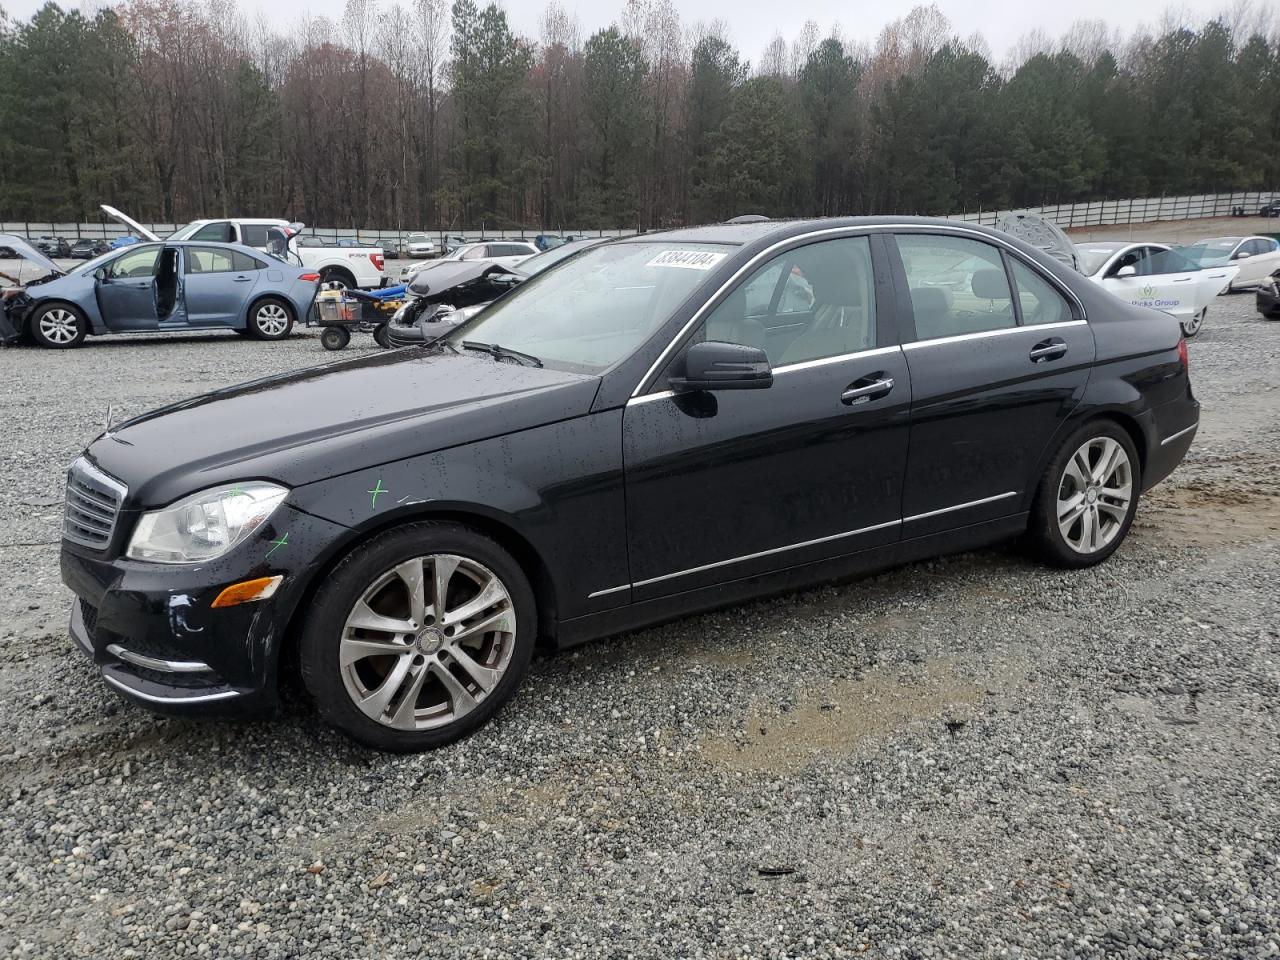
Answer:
[211,575,283,609]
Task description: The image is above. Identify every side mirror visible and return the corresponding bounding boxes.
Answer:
[1234,250,1252,260]
[668,340,772,392]
[1115,265,1137,278]
[94,268,109,282]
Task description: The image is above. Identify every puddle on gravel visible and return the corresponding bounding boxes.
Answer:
[1137,488,1280,547]
[701,653,1030,774]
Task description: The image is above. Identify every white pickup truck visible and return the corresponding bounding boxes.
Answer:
[102,206,387,289]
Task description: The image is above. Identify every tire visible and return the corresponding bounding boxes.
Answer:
[29,302,87,349]
[1028,420,1142,569]
[1180,307,1206,338]
[320,326,350,351]
[246,297,294,340]
[299,522,537,752]
[373,323,391,348]
[319,268,356,290]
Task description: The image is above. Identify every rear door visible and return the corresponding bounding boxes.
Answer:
[622,233,911,600]
[889,230,1094,537]
[182,245,260,326]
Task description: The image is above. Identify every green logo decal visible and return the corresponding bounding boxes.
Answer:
[1138,285,1156,299]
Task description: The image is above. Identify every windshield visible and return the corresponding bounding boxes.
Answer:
[1074,244,1123,275]
[513,240,601,277]
[444,241,730,374]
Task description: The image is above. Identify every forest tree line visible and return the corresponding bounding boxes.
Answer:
[0,0,1278,231]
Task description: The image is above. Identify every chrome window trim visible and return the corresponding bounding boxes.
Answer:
[631,518,902,589]
[901,319,1087,351]
[630,221,1089,399]
[106,643,212,674]
[102,673,241,704]
[1160,421,1198,446]
[901,490,1019,523]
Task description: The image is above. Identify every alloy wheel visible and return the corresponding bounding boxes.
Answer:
[1056,436,1133,554]
[1182,308,1205,337]
[39,308,79,344]
[339,554,516,731]
[256,303,290,336]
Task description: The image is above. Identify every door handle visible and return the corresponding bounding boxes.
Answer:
[232,275,253,282]
[841,375,894,405]
[1173,277,1192,283]
[1029,338,1067,363]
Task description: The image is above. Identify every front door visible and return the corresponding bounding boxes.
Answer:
[622,234,911,601]
[889,231,1095,537]
[182,245,260,326]
[95,244,161,331]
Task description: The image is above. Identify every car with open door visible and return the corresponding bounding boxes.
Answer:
[1174,236,1280,292]
[5,237,319,348]
[60,217,1198,751]
[1073,240,1237,337]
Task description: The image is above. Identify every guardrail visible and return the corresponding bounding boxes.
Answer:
[4,190,1277,244]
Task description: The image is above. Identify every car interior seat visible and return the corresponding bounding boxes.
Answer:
[704,286,767,349]
[777,252,873,364]
[154,248,179,319]
[908,286,950,340]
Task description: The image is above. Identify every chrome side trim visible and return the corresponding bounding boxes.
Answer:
[902,491,1019,523]
[106,643,211,674]
[1160,421,1198,446]
[773,344,901,375]
[630,221,1089,397]
[901,319,1087,351]
[626,390,675,407]
[587,584,631,599]
[632,518,901,589]
[102,673,241,704]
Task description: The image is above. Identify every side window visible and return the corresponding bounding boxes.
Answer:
[232,251,262,271]
[1009,259,1073,326]
[240,224,270,248]
[1109,247,1147,277]
[189,222,235,243]
[106,246,159,279]
[461,246,486,261]
[186,246,235,274]
[897,234,1014,340]
[691,236,876,368]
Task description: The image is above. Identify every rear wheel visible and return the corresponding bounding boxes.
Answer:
[299,522,536,752]
[319,268,356,291]
[373,323,391,348]
[320,326,350,351]
[1028,421,1141,568]
[30,303,87,349]
[247,297,294,340]
[1181,308,1206,338]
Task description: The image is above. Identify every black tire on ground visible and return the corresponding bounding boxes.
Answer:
[373,323,391,348]
[320,326,350,351]
[29,302,88,349]
[298,522,537,752]
[1027,419,1142,569]
[319,268,356,290]
[246,296,295,341]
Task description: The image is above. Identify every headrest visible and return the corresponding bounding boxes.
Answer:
[971,269,1010,300]
[909,286,948,317]
[805,252,867,307]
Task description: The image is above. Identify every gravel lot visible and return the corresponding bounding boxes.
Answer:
[1,296,1278,959]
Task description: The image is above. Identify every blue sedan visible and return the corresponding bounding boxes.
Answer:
[6,237,320,349]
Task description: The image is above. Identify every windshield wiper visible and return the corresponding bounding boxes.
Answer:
[461,340,543,368]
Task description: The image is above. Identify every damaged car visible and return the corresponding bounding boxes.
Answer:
[0,233,319,348]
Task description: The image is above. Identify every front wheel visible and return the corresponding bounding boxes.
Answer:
[1181,308,1206,338]
[247,297,294,340]
[30,303,87,348]
[373,323,391,348]
[1028,421,1141,568]
[299,522,537,752]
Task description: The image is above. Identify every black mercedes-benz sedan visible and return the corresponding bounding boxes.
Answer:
[61,217,1199,751]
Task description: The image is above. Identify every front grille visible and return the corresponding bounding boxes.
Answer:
[64,457,127,549]
[79,598,99,637]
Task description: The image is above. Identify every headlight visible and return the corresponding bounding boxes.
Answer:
[127,481,288,563]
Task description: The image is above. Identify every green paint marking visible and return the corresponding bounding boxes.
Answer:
[225,484,245,499]
[266,532,289,557]
[367,478,388,510]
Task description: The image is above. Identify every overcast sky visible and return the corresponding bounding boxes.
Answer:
[5,0,1243,62]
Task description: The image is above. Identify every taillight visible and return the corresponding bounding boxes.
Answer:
[370,253,385,271]
[300,272,320,282]
[1178,336,1188,371]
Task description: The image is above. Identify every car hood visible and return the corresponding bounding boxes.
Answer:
[996,212,1079,271]
[101,204,161,242]
[85,347,601,508]
[0,234,64,276]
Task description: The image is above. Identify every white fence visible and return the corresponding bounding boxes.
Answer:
[5,190,1278,245]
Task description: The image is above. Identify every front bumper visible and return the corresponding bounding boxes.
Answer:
[62,504,349,718]
[1257,281,1280,318]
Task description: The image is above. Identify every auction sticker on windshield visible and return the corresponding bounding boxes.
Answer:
[646,250,728,270]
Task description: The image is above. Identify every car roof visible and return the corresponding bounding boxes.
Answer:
[188,217,288,225]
